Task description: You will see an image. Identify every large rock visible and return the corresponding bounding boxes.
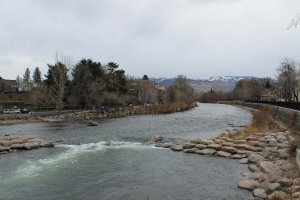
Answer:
[248,153,264,163]
[196,148,216,155]
[39,141,54,147]
[259,161,278,174]
[0,140,12,147]
[244,145,263,152]
[238,179,259,191]
[10,143,24,149]
[239,158,248,164]
[278,148,290,159]
[276,134,287,143]
[266,182,280,193]
[195,144,207,150]
[190,139,201,144]
[87,121,98,126]
[253,188,267,199]
[277,178,293,187]
[199,139,215,145]
[221,146,237,154]
[207,143,222,150]
[232,139,246,144]
[23,142,41,150]
[232,154,247,159]
[170,145,183,151]
[217,151,231,157]
[183,148,197,153]
[248,164,260,172]
[0,146,11,151]
[182,143,196,149]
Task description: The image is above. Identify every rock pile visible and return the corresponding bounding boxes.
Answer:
[164,131,300,199]
[0,135,54,155]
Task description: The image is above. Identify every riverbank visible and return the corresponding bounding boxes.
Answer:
[0,101,197,125]
[156,105,300,199]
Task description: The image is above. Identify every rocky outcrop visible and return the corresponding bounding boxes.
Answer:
[0,135,54,155]
[163,130,299,199]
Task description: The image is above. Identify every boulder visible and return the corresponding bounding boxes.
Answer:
[207,143,222,150]
[195,144,207,150]
[253,188,267,199]
[0,140,12,147]
[196,148,216,155]
[199,139,215,145]
[87,121,98,126]
[276,134,287,143]
[292,192,300,198]
[247,140,261,147]
[39,141,54,147]
[248,153,264,163]
[238,179,259,191]
[217,151,231,157]
[232,140,246,144]
[183,148,197,153]
[266,182,280,193]
[163,143,173,148]
[214,139,224,144]
[170,145,183,151]
[23,142,41,150]
[244,145,263,152]
[231,154,247,159]
[239,158,248,164]
[221,146,237,154]
[182,143,196,149]
[190,139,201,144]
[259,161,278,174]
[0,146,11,151]
[294,178,300,185]
[248,164,260,172]
[222,142,235,147]
[278,148,290,159]
[10,143,24,149]
[277,178,293,187]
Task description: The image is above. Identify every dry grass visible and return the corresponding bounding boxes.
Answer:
[238,107,280,136]
[268,193,289,200]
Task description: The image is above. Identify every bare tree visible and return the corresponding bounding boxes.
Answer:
[288,13,300,29]
[277,58,299,102]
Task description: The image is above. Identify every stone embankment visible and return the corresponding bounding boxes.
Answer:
[0,135,54,155]
[158,131,300,199]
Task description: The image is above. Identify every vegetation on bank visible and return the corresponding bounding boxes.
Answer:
[0,55,195,111]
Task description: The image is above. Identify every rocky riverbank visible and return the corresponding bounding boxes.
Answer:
[156,131,300,199]
[0,135,54,155]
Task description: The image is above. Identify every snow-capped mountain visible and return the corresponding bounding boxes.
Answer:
[151,76,257,92]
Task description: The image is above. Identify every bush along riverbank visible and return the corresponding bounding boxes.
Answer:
[157,109,300,200]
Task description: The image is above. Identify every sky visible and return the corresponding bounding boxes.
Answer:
[0,0,299,80]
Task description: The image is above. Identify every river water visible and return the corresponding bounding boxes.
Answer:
[0,103,252,200]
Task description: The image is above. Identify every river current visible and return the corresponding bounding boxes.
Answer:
[0,103,252,200]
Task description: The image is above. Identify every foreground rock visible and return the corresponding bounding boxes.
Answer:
[238,179,259,191]
[87,120,98,126]
[0,135,54,155]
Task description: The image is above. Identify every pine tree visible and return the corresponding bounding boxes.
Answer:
[32,67,42,87]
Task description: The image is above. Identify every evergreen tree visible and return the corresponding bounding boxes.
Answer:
[23,67,32,90]
[32,67,42,87]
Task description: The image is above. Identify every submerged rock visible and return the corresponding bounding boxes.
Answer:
[253,188,267,199]
[87,121,98,126]
[170,145,183,151]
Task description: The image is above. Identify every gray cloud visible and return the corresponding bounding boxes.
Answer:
[0,0,299,79]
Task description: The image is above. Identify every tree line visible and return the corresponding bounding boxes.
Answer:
[199,58,300,103]
[15,57,194,110]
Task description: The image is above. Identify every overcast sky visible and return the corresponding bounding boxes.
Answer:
[0,0,299,80]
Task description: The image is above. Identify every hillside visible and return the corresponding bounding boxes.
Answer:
[151,76,257,92]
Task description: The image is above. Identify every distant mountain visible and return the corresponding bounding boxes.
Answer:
[151,76,257,92]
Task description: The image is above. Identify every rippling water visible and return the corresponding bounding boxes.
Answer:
[0,103,252,200]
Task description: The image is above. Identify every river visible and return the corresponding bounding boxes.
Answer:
[0,103,252,200]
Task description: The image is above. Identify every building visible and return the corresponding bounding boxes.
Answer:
[0,79,19,93]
